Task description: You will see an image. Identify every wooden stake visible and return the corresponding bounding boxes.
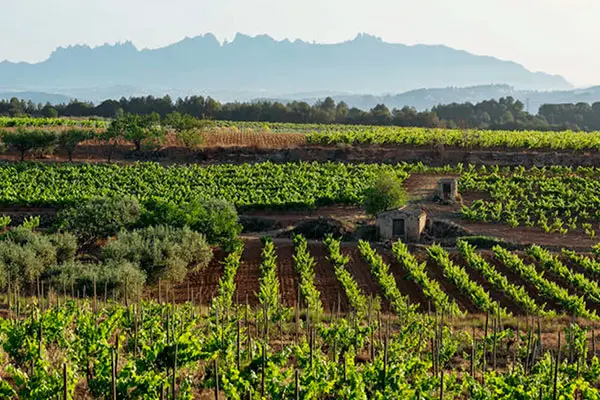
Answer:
[261,343,266,398]
[553,332,561,400]
[111,350,117,400]
[93,277,97,314]
[593,329,596,358]
[295,369,300,400]
[383,335,388,390]
[439,369,444,400]
[214,358,219,400]
[470,328,475,378]
[483,311,489,372]
[492,318,497,371]
[172,341,177,400]
[237,319,241,370]
[63,363,68,400]
[295,300,300,344]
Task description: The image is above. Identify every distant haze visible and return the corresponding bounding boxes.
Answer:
[1,0,598,87]
[0,33,572,101]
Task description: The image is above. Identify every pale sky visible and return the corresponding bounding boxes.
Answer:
[0,0,596,86]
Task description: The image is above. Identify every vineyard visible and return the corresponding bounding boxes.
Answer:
[2,236,600,398]
[3,117,600,152]
[2,115,600,398]
[459,165,600,235]
[0,161,600,236]
[0,161,426,208]
[0,117,108,129]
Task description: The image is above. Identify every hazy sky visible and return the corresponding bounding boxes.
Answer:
[0,0,596,86]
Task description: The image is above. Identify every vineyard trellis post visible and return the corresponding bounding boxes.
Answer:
[261,343,266,398]
[553,331,561,400]
[237,318,241,370]
[63,363,68,400]
[111,349,117,400]
[593,329,596,358]
[214,358,219,400]
[295,369,300,400]
[470,325,475,379]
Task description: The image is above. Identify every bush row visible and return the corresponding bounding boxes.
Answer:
[0,196,242,299]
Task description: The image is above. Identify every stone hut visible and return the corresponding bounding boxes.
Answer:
[376,207,427,242]
[436,178,459,202]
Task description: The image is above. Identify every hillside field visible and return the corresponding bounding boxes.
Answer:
[1,118,600,398]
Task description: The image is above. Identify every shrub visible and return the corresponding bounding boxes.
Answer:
[166,113,206,149]
[362,171,407,215]
[593,243,600,258]
[0,242,40,289]
[101,225,212,282]
[142,198,241,247]
[20,216,40,230]
[49,232,78,264]
[0,228,66,290]
[0,216,10,230]
[106,260,147,299]
[176,128,204,149]
[457,235,504,247]
[55,196,142,245]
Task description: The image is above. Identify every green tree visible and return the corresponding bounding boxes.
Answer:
[41,104,58,118]
[54,196,142,245]
[1,129,56,161]
[120,114,146,151]
[370,104,392,125]
[0,228,75,290]
[108,113,165,152]
[165,113,205,149]
[58,129,92,162]
[362,171,407,215]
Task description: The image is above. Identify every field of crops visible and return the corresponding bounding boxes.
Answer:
[305,126,600,150]
[2,236,600,398]
[1,161,600,237]
[0,117,108,129]
[460,165,600,235]
[3,117,600,151]
[0,161,432,208]
[203,237,600,319]
[3,115,600,398]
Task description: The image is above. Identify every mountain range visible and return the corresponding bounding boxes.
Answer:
[0,33,572,100]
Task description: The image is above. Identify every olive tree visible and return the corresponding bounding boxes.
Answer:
[1,129,57,161]
[58,129,93,162]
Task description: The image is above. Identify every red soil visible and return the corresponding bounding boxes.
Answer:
[451,252,523,315]
[480,251,564,314]
[376,247,430,311]
[233,238,262,308]
[417,253,480,314]
[273,239,299,308]
[307,242,349,313]
[340,243,391,312]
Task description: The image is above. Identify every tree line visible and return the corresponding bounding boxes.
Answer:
[0,113,209,161]
[2,95,600,131]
